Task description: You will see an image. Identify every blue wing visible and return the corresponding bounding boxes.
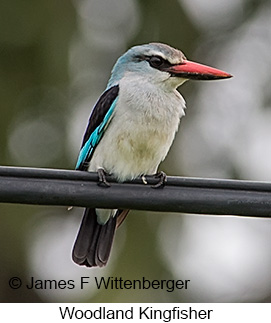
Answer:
[76,85,119,171]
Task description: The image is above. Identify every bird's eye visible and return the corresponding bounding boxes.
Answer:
[149,56,165,68]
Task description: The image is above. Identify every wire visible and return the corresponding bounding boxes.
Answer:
[0,166,271,217]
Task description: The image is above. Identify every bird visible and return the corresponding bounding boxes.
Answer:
[72,42,232,268]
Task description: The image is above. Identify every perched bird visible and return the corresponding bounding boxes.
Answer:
[72,42,232,267]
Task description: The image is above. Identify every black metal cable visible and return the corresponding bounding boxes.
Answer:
[0,166,271,217]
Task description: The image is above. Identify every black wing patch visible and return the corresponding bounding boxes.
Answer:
[76,85,119,171]
[81,85,119,148]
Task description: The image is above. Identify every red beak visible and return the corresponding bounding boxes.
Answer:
[166,60,232,80]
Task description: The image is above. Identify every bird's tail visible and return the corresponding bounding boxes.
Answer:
[72,208,128,267]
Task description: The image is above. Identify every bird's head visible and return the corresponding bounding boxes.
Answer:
[107,42,232,90]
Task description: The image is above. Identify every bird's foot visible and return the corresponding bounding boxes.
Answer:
[82,161,90,169]
[141,175,148,185]
[97,168,111,187]
[151,171,167,189]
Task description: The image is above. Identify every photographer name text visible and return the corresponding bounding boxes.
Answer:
[9,276,190,292]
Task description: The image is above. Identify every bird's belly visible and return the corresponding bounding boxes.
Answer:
[88,125,175,181]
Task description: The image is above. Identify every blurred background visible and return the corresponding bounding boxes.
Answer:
[1,0,271,302]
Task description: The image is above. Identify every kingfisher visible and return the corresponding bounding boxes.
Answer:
[72,42,232,267]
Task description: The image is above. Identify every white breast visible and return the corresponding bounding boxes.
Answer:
[88,76,186,181]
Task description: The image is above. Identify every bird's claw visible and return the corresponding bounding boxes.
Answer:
[151,171,167,188]
[141,175,148,185]
[97,168,111,187]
